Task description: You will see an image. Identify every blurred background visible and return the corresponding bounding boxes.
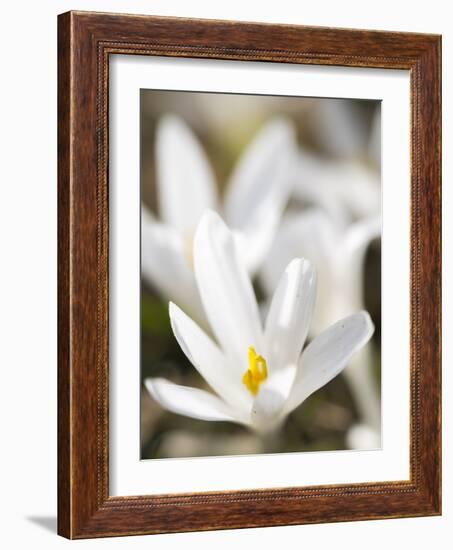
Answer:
[140,90,381,459]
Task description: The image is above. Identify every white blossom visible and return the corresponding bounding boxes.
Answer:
[142,115,296,323]
[145,211,374,433]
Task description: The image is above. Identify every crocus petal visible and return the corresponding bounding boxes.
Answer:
[294,150,350,228]
[251,388,286,433]
[337,215,382,431]
[145,378,242,423]
[261,210,335,293]
[169,302,252,411]
[223,118,296,269]
[232,190,285,275]
[193,210,263,369]
[343,346,381,430]
[155,115,218,235]
[264,258,317,372]
[260,211,336,335]
[141,209,205,323]
[284,312,374,415]
[334,215,381,316]
[329,167,381,222]
[224,117,295,226]
[342,216,381,290]
[251,364,297,432]
[294,150,381,223]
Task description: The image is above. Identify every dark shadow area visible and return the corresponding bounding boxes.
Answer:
[26,516,57,534]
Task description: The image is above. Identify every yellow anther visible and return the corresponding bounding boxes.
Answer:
[242,346,268,396]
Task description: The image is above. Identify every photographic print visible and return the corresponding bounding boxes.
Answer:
[58,12,441,537]
[140,91,382,459]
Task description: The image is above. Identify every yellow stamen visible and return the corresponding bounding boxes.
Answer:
[242,346,268,395]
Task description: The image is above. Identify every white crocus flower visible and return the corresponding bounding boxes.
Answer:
[145,211,374,434]
[142,115,296,324]
[292,148,381,229]
[261,209,381,432]
[293,101,380,229]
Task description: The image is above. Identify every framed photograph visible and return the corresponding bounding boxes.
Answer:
[58,11,441,538]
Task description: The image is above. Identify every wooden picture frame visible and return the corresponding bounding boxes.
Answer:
[57,10,441,539]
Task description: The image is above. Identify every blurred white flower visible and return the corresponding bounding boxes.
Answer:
[279,104,382,437]
[261,209,381,429]
[145,211,374,434]
[142,115,296,323]
[261,210,380,333]
[293,101,380,229]
[346,423,381,450]
[293,149,381,229]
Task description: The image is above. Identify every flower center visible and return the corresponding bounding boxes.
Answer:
[242,346,268,396]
